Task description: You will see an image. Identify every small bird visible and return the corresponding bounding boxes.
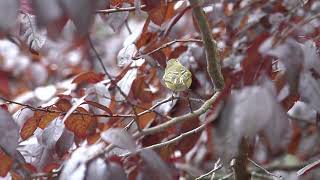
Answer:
[162,59,192,91]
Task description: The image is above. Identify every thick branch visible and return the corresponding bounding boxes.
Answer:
[138,91,221,136]
[189,0,224,90]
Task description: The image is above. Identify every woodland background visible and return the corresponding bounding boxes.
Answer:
[0,0,320,179]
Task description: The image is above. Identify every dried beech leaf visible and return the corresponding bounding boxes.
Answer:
[20,117,38,140]
[147,1,175,26]
[84,101,113,115]
[55,99,72,112]
[72,71,105,84]
[0,150,13,177]
[62,95,87,123]
[39,110,60,129]
[65,107,96,138]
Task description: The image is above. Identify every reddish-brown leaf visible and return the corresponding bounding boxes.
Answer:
[0,150,13,177]
[72,71,105,84]
[20,110,45,140]
[134,104,156,129]
[135,19,157,49]
[84,101,113,115]
[111,0,134,6]
[241,33,271,85]
[65,107,97,138]
[0,71,10,97]
[176,117,201,155]
[86,132,101,145]
[39,110,60,129]
[20,117,39,140]
[22,163,37,173]
[130,76,154,103]
[168,45,188,59]
[146,1,174,26]
[55,98,72,112]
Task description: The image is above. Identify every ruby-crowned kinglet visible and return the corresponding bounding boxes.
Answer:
[162,59,192,91]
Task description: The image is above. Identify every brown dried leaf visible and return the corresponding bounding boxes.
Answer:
[87,132,101,145]
[39,110,60,129]
[84,101,113,115]
[72,71,105,84]
[65,107,97,138]
[55,99,72,112]
[130,76,154,103]
[134,104,156,129]
[0,150,13,177]
[20,117,39,140]
[146,1,174,26]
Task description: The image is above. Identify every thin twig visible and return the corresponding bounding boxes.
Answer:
[273,12,320,46]
[132,120,208,154]
[133,38,202,60]
[249,160,310,173]
[196,159,223,180]
[297,159,320,176]
[87,36,110,77]
[218,173,233,180]
[211,159,222,180]
[88,36,143,127]
[96,5,146,14]
[87,91,222,162]
[248,158,283,179]
[0,95,202,119]
[125,20,132,34]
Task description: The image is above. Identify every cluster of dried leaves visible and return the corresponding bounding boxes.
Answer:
[0,0,320,179]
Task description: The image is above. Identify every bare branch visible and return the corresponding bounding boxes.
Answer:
[196,159,223,180]
[135,120,208,153]
[96,5,146,14]
[248,158,283,179]
[138,91,221,136]
[132,38,203,60]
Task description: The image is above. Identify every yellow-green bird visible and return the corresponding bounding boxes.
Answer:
[162,59,192,91]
